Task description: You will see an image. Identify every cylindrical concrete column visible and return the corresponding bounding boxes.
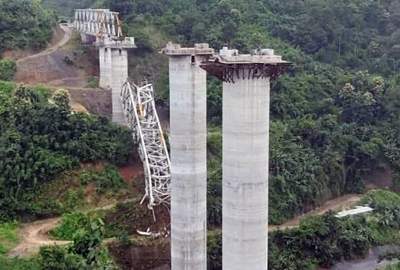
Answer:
[168,54,208,270]
[111,48,128,124]
[222,74,270,270]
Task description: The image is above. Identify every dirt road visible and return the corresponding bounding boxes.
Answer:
[269,194,362,232]
[7,218,69,257]
[15,23,89,87]
[8,199,137,258]
[16,24,72,64]
[7,194,362,258]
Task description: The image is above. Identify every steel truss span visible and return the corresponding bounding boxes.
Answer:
[74,9,123,39]
[121,81,171,210]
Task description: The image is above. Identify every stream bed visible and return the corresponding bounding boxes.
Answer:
[331,245,400,270]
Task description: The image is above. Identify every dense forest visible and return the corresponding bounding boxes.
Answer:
[0,82,133,221]
[93,0,400,224]
[97,0,400,268]
[3,0,400,269]
[0,0,55,53]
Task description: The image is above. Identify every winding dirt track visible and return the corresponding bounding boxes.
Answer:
[8,199,136,258]
[7,194,362,258]
[8,218,69,257]
[15,23,90,87]
[268,194,362,232]
[16,24,72,64]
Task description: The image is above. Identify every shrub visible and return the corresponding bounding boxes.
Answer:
[0,59,16,81]
[207,230,222,270]
[38,246,84,270]
[80,165,126,194]
[0,222,18,255]
[86,76,99,88]
[269,213,371,269]
[50,212,92,240]
[0,80,15,94]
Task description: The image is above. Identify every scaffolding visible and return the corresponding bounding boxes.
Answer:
[121,81,171,211]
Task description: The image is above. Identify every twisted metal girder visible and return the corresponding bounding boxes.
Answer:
[121,81,171,209]
[74,9,123,39]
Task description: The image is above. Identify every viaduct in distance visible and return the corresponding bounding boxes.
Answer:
[74,8,289,270]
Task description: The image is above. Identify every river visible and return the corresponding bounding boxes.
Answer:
[331,246,400,270]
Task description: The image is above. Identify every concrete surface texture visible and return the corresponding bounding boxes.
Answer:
[222,74,270,270]
[99,47,112,89]
[167,52,209,270]
[110,48,128,124]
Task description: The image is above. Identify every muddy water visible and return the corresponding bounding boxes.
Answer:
[331,246,400,270]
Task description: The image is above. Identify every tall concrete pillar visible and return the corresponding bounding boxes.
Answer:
[223,75,270,270]
[96,37,135,124]
[163,43,214,270]
[111,48,128,124]
[99,47,112,89]
[201,47,289,270]
[80,33,90,44]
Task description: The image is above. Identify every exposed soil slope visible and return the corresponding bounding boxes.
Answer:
[15,24,84,85]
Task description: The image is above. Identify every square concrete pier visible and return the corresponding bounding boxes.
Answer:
[201,47,289,270]
[163,42,214,270]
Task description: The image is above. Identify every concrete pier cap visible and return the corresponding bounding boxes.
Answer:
[162,42,214,57]
[201,46,290,83]
[95,36,136,49]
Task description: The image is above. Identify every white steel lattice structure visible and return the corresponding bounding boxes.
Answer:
[121,81,171,209]
[74,9,123,39]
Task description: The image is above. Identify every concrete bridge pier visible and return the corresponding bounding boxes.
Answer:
[163,43,214,270]
[98,46,126,124]
[99,47,112,89]
[80,33,91,44]
[110,48,128,124]
[201,47,289,270]
[96,37,135,124]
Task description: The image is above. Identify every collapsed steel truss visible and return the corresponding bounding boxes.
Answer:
[121,81,171,209]
[74,9,123,39]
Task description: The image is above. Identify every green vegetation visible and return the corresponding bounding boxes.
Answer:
[0,59,16,81]
[207,230,222,270]
[39,218,116,269]
[42,0,101,18]
[0,217,116,269]
[6,0,400,269]
[91,0,400,226]
[267,190,400,269]
[103,200,158,238]
[207,128,222,227]
[0,222,40,270]
[0,222,19,255]
[205,190,400,269]
[80,165,126,194]
[86,76,99,88]
[0,257,40,270]
[384,263,400,270]
[50,212,93,240]
[270,213,372,269]
[0,83,134,221]
[0,0,55,53]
